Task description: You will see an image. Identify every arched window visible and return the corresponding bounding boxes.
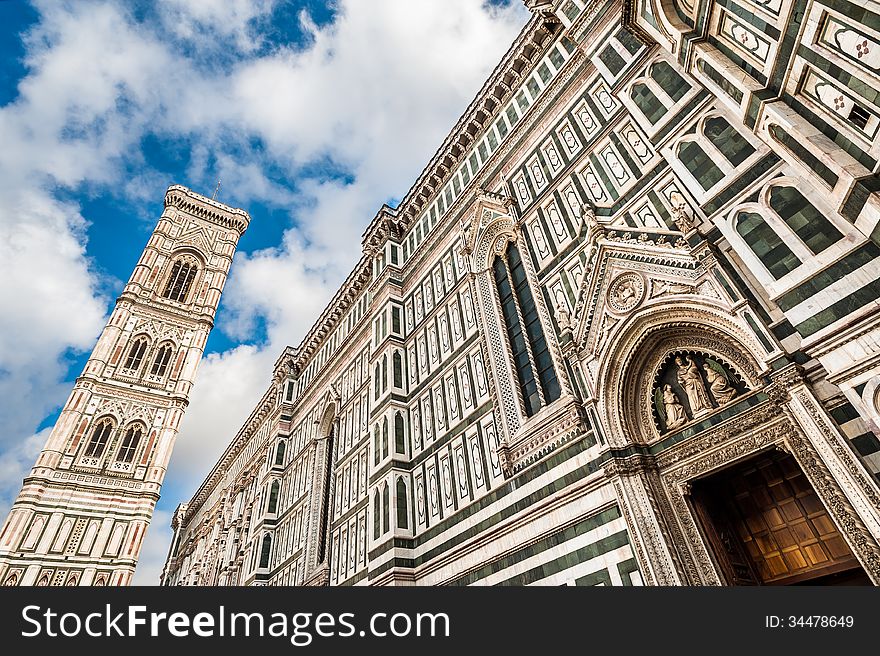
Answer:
[374,363,381,400]
[630,83,665,124]
[393,351,403,388]
[116,425,143,463]
[650,61,689,102]
[162,257,198,303]
[768,186,843,255]
[396,478,408,529]
[267,481,280,514]
[703,116,755,166]
[124,337,149,371]
[84,418,114,458]
[394,412,405,454]
[381,417,389,459]
[373,425,381,465]
[150,343,174,378]
[275,440,286,466]
[382,482,390,534]
[735,212,802,279]
[381,354,388,392]
[259,534,272,568]
[677,141,724,191]
[373,490,381,539]
[492,242,560,417]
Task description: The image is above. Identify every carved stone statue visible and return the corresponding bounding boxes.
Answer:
[555,305,572,333]
[703,360,738,405]
[661,384,687,430]
[675,355,712,416]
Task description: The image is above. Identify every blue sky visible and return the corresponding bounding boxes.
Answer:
[0,0,528,583]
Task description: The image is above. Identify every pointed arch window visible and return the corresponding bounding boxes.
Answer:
[150,343,174,378]
[373,490,381,539]
[735,212,802,280]
[394,412,405,454]
[162,258,198,303]
[116,425,143,463]
[84,418,114,458]
[381,417,389,459]
[392,351,403,388]
[259,534,272,569]
[396,478,408,529]
[492,242,560,417]
[768,186,843,255]
[275,440,286,466]
[382,482,390,534]
[267,480,280,514]
[124,337,149,371]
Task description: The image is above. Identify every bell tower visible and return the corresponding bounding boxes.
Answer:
[0,185,249,586]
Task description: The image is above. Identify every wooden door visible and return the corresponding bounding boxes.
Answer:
[691,450,870,585]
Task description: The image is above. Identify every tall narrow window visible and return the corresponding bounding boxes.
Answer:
[275,440,286,466]
[162,258,197,302]
[116,425,142,463]
[736,212,802,279]
[267,481,280,514]
[393,351,403,388]
[124,337,149,371]
[769,186,844,255]
[382,354,388,392]
[374,426,381,465]
[396,478,408,529]
[150,344,174,378]
[84,418,114,459]
[259,534,272,568]
[373,491,381,538]
[382,483,390,534]
[394,412,405,454]
[382,417,389,459]
[492,242,560,417]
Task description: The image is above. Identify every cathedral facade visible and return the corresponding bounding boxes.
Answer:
[7,0,880,587]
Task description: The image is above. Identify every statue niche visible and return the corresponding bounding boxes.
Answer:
[652,351,748,434]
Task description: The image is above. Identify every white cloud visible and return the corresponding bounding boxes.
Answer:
[0,0,529,570]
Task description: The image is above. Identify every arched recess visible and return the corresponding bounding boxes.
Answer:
[461,196,573,443]
[596,300,769,447]
[314,399,338,567]
[160,249,205,304]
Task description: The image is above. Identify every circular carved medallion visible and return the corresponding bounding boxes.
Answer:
[607,273,645,314]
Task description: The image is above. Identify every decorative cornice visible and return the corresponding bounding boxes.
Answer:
[164,185,250,235]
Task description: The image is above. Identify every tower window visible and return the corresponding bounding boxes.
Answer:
[150,344,174,378]
[84,418,114,458]
[492,242,560,417]
[162,258,198,302]
[259,534,272,569]
[124,337,149,371]
[117,425,142,463]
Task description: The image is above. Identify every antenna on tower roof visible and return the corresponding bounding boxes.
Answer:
[211,179,222,201]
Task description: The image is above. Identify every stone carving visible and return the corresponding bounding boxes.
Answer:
[703,360,738,405]
[659,384,687,430]
[555,305,573,333]
[675,355,712,416]
[651,279,696,298]
[607,273,645,313]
